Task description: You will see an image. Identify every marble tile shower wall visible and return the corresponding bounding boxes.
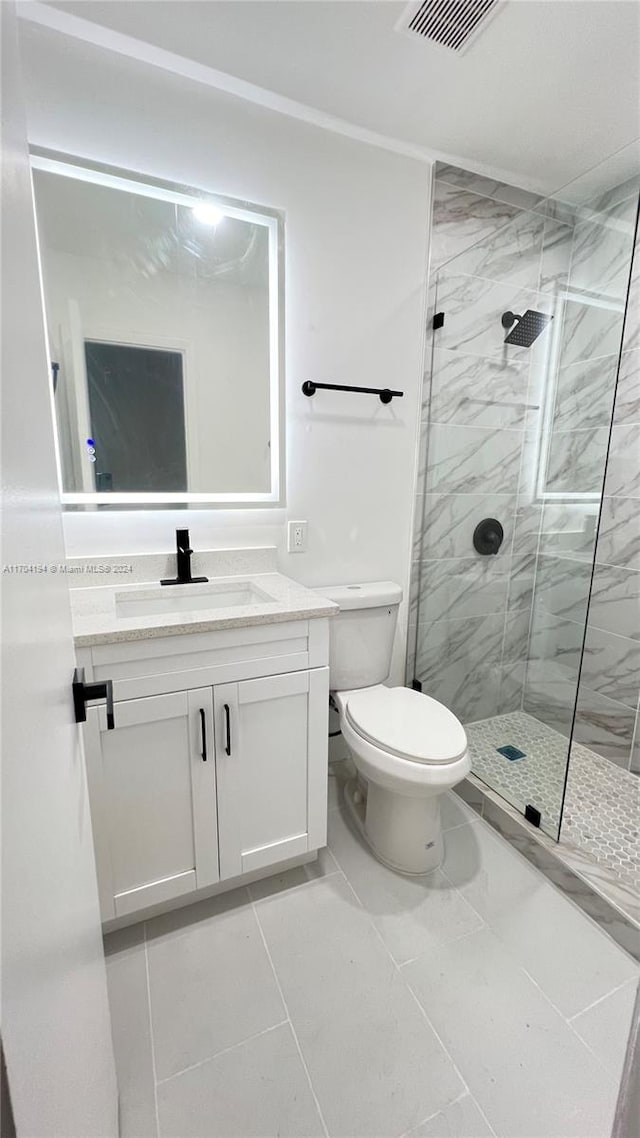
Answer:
[523,180,640,773]
[409,163,571,722]
[572,204,640,774]
[410,165,639,769]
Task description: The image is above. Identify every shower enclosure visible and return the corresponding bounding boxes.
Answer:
[409,152,639,906]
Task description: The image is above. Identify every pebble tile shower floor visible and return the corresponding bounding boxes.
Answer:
[465,710,640,896]
[105,769,638,1138]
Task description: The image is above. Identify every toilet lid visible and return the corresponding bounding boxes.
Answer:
[345,686,467,765]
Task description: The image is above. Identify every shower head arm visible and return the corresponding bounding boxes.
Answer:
[501,311,521,330]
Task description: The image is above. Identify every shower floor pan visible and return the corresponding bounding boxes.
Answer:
[464,711,639,932]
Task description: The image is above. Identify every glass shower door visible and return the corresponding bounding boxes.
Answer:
[411,161,639,840]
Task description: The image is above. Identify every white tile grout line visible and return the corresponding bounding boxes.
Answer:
[568,976,639,1023]
[332,809,629,1125]
[517,960,627,1088]
[246,864,342,905]
[250,898,331,1138]
[442,820,639,1060]
[398,1090,471,1138]
[397,921,487,971]
[339,873,500,1138]
[142,922,161,1138]
[325,830,498,1138]
[154,1020,290,1087]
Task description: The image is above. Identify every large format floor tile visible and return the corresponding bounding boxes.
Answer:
[404,927,620,1138]
[570,980,639,1079]
[104,782,638,1138]
[248,845,339,901]
[328,804,483,965]
[442,810,543,922]
[146,889,285,1080]
[490,879,638,1017]
[410,1093,494,1138]
[157,1023,324,1138]
[104,926,157,1138]
[254,874,463,1138]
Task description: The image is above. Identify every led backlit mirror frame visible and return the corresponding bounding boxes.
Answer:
[31,149,285,508]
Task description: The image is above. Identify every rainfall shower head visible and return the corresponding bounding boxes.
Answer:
[501,310,553,347]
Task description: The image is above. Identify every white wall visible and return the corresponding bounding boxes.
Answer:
[1,4,117,1130]
[41,244,271,493]
[19,21,431,680]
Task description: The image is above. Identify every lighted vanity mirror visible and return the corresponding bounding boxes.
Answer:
[31,151,284,506]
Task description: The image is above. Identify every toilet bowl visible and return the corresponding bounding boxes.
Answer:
[335,685,470,874]
[315,581,470,875]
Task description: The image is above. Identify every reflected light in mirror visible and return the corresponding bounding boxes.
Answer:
[192,202,225,226]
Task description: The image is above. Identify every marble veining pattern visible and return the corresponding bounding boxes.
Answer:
[588,563,640,641]
[603,425,640,497]
[613,350,640,425]
[417,492,517,561]
[430,180,521,271]
[435,272,549,361]
[580,625,640,709]
[434,163,543,211]
[417,557,510,623]
[551,356,619,431]
[427,348,529,429]
[425,422,525,495]
[537,507,598,563]
[574,687,637,769]
[524,664,586,740]
[558,298,626,369]
[416,612,505,723]
[570,196,639,300]
[450,207,545,291]
[544,427,609,495]
[529,553,592,625]
[504,554,535,613]
[623,242,640,353]
[538,218,573,292]
[412,167,638,820]
[597,496,640,571]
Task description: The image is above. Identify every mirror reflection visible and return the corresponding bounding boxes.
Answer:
[32,161,281,502]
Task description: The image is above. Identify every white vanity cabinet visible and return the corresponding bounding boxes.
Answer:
[214,670,328,880]
[85,688,219,919]
[78,618,330,924]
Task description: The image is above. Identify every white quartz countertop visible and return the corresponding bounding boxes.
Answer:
[70,571,338,647]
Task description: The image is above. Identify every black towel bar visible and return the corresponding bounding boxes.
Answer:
[302,381,403,405]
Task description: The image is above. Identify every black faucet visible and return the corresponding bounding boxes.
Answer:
[161,528,209,585]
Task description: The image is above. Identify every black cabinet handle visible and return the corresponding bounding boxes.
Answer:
[199,708,207,761]
[224,703,231,756]
[72,668,115,730]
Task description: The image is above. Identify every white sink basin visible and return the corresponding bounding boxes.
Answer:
[115,581,274,619]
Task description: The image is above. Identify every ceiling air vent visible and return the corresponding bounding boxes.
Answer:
[398,0,502,53]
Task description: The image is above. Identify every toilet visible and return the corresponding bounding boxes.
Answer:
[317,581,470,875]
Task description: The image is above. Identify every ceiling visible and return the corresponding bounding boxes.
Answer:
[30,1,640,193]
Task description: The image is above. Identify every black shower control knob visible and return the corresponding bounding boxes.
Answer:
[473,518,504,556]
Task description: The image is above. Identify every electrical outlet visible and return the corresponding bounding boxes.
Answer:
[287,520,308,553]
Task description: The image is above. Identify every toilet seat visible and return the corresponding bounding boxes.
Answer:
[344,686,467,766]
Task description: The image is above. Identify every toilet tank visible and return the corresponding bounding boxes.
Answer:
[314,581,403,691]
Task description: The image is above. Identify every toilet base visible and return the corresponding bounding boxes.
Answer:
[343,778,443,876]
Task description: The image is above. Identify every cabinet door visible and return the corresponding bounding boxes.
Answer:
[85,688,218,920]
[214,668,329,880]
